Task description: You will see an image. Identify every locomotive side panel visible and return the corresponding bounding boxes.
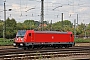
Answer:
[34,33,73,43]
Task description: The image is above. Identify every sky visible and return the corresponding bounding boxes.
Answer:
[0,0,90,24]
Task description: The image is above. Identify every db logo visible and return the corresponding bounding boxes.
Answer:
[52,36,54,39]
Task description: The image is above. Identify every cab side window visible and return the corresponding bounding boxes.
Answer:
[29,33,31,36]
[71,34,72,37]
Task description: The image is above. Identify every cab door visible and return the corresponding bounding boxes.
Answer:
[31,32,34,42]
[26,33,31,42]
[26,30,35,42]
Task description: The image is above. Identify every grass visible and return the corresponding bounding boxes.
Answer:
[0,38,13,46]
[75,38,90,43]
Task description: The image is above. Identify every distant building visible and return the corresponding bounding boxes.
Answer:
[39,23,47,28]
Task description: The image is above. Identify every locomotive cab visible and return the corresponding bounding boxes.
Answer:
[13,30,34,48]
[13,30,26,47]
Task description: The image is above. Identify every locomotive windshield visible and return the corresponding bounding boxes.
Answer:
[16,30,26,38]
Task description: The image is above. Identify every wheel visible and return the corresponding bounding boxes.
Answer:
[64,45,69,48]
[23,47,27,50]
[32,45,34,49]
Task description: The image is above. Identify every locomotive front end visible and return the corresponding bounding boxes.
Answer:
[13,30,26,47]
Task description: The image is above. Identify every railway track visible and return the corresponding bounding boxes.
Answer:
[0,46,90,60]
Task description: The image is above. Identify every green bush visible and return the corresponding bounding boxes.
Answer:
[0,38,13,46]
[75,38,90,43]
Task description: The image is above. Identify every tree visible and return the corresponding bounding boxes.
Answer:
[5,18,17,38]
[63,20,73,31]
[0,20,3,37]
[86,23,90,36]
[16,23,23,30]
[51,21,62,31]
[51,20,73,31]
[24,20,35,30]
[76,23,86,37]
[63,20,72,27]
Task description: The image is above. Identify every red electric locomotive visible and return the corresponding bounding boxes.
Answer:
[13,30,75,49]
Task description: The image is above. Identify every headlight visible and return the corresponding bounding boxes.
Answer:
[20,43,23,46]
[17,38,18,40]
[13,43,16,46]
[21,38,23,40]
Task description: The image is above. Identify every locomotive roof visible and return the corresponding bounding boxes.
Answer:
[34,31,70,34]
[17,30,72,34]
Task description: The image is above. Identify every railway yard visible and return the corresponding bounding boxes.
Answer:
[0,43,90,60]
[0,0,90,60]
